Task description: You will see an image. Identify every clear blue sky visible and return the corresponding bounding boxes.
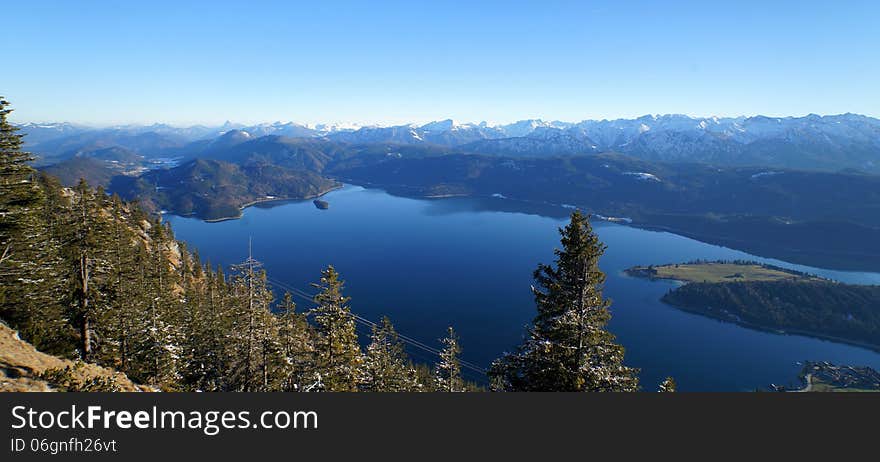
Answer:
[3,0,878,126]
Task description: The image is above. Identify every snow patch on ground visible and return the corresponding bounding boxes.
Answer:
[623,172,661,182]
[751,171,782,180]
[594,214,633,223]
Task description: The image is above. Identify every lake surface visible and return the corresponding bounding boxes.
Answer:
[166,185,880,391]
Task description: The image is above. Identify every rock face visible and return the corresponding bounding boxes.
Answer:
[0,322,148,392]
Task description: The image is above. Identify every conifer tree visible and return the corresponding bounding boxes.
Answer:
[205,263,233,390]
[435,326,464,392]
[65,179,115,361]
[0,97,41,263]
[277,292,317,391]
[361,317,419,391]
[124,240,160,383]
[24,175,71,355]
[489,211,639,391]
[227,250,278,391]
[180,260,232,391]
[412,363,437,392]
[132,218,183,387]
[0,98,66,352]
[310,265,362,392]
[100,193,140,369]
[659,377,676,392]
[179,245,218,390]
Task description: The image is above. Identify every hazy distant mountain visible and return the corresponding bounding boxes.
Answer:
[176,129,255,158]
[461,127,600,157]
[21,113,880,172]
[236,122,317,138]
[495,119,573,138]
[77,146,144,165]
[26,129,189,165]
[327,125,425,144]
[195,135,343,171]
[326,120,505,146]
[16,122,88,145]
[575,113,880,171]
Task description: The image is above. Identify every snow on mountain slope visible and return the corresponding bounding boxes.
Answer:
[22,114,880,171]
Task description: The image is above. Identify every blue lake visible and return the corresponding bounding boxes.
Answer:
[166,185,880,391]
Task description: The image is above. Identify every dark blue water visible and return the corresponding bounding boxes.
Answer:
[166,185,880,391]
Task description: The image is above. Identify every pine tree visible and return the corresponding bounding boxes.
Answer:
[310,265,362,392]
[412,363,437,391]
[204,263,233,390]
[179,244,220,391]
[124,240,161,384]
[99,193,141,370]
[180,260,233,391]
[0,97,41,262]
[361,317,419,391]
[65,179,116,361]
[435,326,464,392]
[227,248,278,391]
[277,292,317,391]
[130,218,184,387]
[489,211,639,391]
[659,377,676,392]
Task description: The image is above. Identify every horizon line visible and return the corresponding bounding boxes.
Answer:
[9,111,879,130]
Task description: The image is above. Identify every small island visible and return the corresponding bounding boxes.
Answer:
[313,199,329,210]
[626,260,880,351]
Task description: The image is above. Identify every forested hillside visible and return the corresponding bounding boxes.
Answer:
[2,98,644,392]
[110,158,340,220]
[0,168,457,390]
[663,280,880,349]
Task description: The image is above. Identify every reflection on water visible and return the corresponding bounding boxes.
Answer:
[167,185,880,390]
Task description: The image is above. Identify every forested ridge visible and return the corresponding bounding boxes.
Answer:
[663,280,880,349]
[1,98,648,392]
[110,158,341,221]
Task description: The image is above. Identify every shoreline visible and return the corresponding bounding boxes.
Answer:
[200,183,344,223]
[335,179,880,273]
[177,178,878,273]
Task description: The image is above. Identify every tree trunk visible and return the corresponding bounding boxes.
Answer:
[80,252,91,360]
